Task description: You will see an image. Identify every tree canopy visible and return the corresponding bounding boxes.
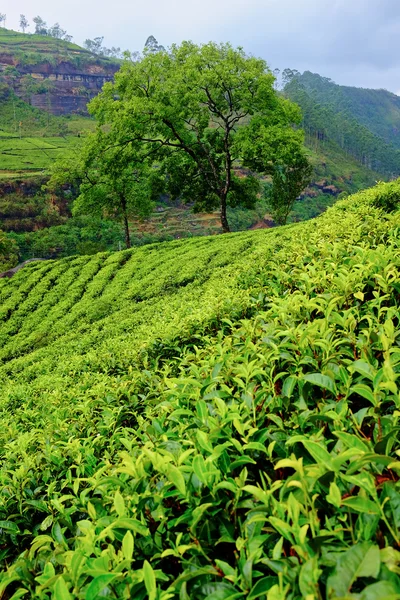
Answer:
[54,42,310,237]
[49,132,157,248]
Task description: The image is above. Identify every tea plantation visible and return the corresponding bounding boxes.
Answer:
[1,181,400,599]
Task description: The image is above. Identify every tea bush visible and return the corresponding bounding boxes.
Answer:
[1,180,400,599]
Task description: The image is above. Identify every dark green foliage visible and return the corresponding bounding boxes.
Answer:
[285,73,400,177]
[267,154,313,225]
[0,181,400,597]
[8,216,124,260]
[296,71,400,149]
[0,229,17,270]
[371,180,400,212]
[86,42,309,233]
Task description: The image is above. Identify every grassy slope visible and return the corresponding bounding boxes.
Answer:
[0,95,92,179]
[1,181,400,598]
[0,28,107,180]
[0,27,119,69]
[0,132,81,175]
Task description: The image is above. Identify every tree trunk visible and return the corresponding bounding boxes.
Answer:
[122,206,131,249]
[220,192,230,233]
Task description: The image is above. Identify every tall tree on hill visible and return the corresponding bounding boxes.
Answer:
[84,37,104,55]
[86,42,309,232]
[144,35,165,53]
[0,14,6,28]
[19,14,29,33]
[33,16,47,35]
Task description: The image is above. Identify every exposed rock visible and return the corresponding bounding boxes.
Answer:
[0,54,119,116]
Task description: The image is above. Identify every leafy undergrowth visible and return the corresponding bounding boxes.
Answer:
[1,181,400,599]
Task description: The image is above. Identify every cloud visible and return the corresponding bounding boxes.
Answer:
[2,0,400,91]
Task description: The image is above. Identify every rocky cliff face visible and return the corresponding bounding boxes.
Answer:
[0,52,119,116]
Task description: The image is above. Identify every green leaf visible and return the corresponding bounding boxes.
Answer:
[143,560,156,600]
[193,454,207,484]
[282,375,297,398]
[302,440,335,471]
[54,577,72,600]
[40,514,54,531]
[350,384,376,405]
[303,372,336,395]
[268,517,293,542]
[351,360,376,380]
[113,490,125,517]
[85,574,118,600]
[113,518,149,536]
[166,464,186,496]
[334,431,370,453]
[197,430,213,453]
[382,483,400,529]
[8,591,30,600]
[122,530,134,561]
[327,481,342,508]
[248,577,277,599]
[197,582,241,599]
[342,496,380,515]
[359,580,400,600]
[327,543,380,598]
[0,520,19,533]
[299,557,321,598]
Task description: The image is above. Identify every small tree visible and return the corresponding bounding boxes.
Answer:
[89,42,308,232]
[267,156,313,225]
[49,133,157,248]
[84,37,104,55]
[239,117,312,224]
[33,16,47,35]
[48,23,67,39]
[0,14,6,28]
[19,14,29,33]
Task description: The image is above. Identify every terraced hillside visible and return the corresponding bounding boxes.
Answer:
[0,28,119,116]
[0,132,81,177]
[1,181,400,598]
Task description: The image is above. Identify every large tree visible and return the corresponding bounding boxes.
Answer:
[87,41,309,232]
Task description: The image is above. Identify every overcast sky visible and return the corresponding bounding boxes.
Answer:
[2,0,399,94]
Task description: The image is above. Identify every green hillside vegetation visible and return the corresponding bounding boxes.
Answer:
[294,71,400,150]
[1,180,400,598]
[0,87,92,179]
[0,28,118,69]
[0,89,93,138]
[291,141,381,221]
[0,132,81,176]
[284,75,400,177]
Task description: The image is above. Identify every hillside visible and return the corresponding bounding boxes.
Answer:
[0,36,396,248]
[1,180,400,598]
[294,71,400,149]
[0,28,119,115]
